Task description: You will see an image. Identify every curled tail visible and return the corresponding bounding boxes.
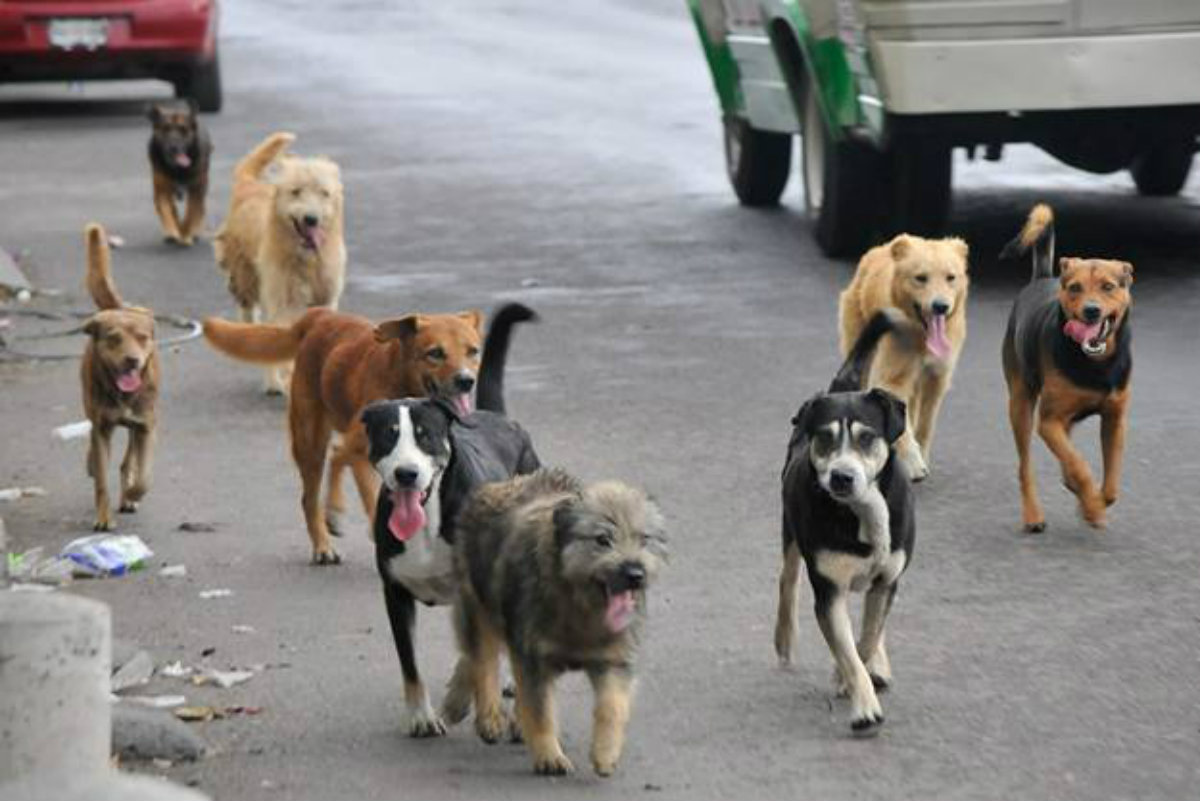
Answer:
[202,316,308,364]
[84,223,122,310]
[232,132,296,183]
[829,308,916,393]
[475,302,538,415]
[1000,203,1055,281]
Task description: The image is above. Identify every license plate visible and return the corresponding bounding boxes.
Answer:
[48,18,110,51]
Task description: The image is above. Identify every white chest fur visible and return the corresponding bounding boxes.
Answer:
[814,486,906,592]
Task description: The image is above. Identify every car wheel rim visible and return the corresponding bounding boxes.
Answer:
[802,88,825,215]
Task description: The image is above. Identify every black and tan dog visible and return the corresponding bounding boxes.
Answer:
[775,309,914,736]
[80,223,160,531]
[359,303,539,737]
[1001,204,1133,532]
[445,468,668,776]
[147,100,212,247]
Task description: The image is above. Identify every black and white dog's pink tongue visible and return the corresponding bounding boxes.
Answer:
[604,590,636,633]
[174,153,191,168]
[1063,319,1102,345]
[925,315,951,360]
[454,394,472,417]
[387,490,426,542]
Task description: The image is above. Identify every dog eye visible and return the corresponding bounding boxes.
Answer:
[425,347,446,361]
[1102,282,1116,292]
[466,346,480,358]
[414,426,426,439]
[291,188,302,198]
[106,334,122,346]
[1067,283,1082,294]
[595,533,614,549]
[857,430,877,448]
[946,274,956,283]
[914,274,929,284]
[320,189,331,199]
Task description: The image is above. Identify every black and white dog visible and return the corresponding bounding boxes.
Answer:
[360,303,540,737]
[774,309,916,736]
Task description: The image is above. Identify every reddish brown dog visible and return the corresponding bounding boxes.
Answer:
[1001,205,1133,531]
[81,223,160,531]
[203,309,482,563]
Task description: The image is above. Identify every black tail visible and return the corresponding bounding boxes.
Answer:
[999,203,1055,281]
[829,308,909,393]
[476,302,538,415]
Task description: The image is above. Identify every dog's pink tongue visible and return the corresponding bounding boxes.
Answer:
[604,590,636,633]
[174,153,191,168]
[1064,319,1102,345]
[309,226,326,250]
[925,315,951,360]
[387,490,426,542]
[116,370,142,394]
[454,393,473,418]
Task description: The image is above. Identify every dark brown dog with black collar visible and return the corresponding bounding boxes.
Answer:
[148,99,212,246]
[1001,204,1133,532]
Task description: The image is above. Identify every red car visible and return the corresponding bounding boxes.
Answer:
[0,0,221,111]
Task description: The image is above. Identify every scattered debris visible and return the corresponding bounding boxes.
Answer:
[111,649,155,692]
[113,704,206,761]
[520,277,541,288]
[61,533,152,577]
[178,522,217,533]
[52,420,93,441]
[123,695,187,709]
[107,234,126,249]
[199,646,216,658]
[0,245,34,301]
[174,706,223,723]
[0,486,47,502]
[224,706,263,717]
[160,564,188,578]
[160,661,194,679]
[152,758,173,770]
[192,668,255,689]
[231,624,255,635]
[6,546,74,586]
[198,588,232,599]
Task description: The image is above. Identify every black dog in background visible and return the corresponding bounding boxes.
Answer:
[147,100,212,247]
[360,303,539,737]
[774,309,916,736]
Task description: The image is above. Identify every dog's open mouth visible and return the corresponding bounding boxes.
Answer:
[387,488,430,543]
[115,368,143,394]
[1063,315,1113,356]
[291,218,325,252]
[172,152,191,169]
[917,304,951,360]
[600,581,637,634]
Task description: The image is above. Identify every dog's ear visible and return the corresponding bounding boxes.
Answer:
[866,388,907,444]
[374,315,420,343]
[1120,261,1134,287]
[1058,257,1080,283]
[948,237,969,262]
[553,498,592,550]
[146,104,163,124]
[359,400,394,433]
[459,310,483,333]
[82,315,102,339]
[789,393,820,433]
[890,234,911,262]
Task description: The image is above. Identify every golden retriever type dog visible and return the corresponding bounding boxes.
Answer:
[202,308,484,564]
[838,234,970,480]
[213,132,346,394]
[80,224,160,531]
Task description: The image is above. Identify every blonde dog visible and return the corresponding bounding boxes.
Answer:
[838,234,969,480]
[213,132,346,394]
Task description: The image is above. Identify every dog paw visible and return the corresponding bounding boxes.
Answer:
[118,500,139,514]
[1103,489,1119,508]
[325,512,346,538]
[440,692,472,727]
[264,385,285,397]
[902,450,929,482]
[1023,520,1046,534]
[311,549,342,566]
[533,750,574,776]
[592,756,619,777]
[869,673,891,692]
[475,708,508,744]
[407,710,447,738]
[1080,497,1107,529]
[850,710,885,737]
[93,517,113,532]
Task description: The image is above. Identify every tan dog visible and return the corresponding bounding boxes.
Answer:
[202,308,482,563]
[838,234,969,480]
[213,132,346,394]
[80,224,160,531]
[1001,205,1133,531]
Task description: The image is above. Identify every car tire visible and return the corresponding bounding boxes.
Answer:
[883,139,952,238]
[175,49,223,113]
[801,78,881,258]
[1130,140,1194,196]
[724,117,791,207]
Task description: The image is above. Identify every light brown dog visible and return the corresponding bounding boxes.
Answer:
[202,308,482,563]
[1001,205,1133,531]
[838,234,970,480]
[213,132,346,394]
[80,224,160,531]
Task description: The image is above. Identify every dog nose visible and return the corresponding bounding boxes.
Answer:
[122,357,140,371]
[620,562,646,590]
[1082,304,1102,323]
[302,213,319,228]
[829,469,856,495]
[393,467,419,487]
[931,299,950,316]
[453,372,475,393]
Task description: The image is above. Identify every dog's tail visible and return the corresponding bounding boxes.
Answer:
[829,308,916,393]
[84,223,123,311]
[202,313,314,365]
[232,131,296,183]
[475,302,538,416]
[1000,203,1055,281]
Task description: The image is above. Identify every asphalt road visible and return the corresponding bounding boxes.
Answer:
[3,2,1200,799]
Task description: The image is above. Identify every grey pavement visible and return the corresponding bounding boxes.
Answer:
[2,1,1199,799]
